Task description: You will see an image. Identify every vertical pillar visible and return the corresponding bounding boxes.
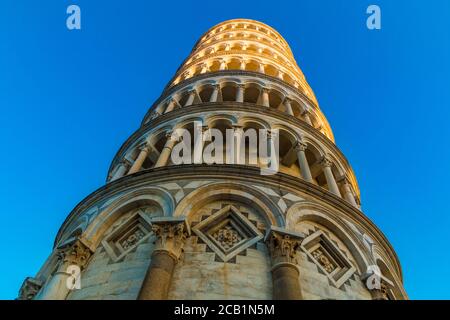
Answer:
[283,97,294,116]
[219,60,227,71]
[111,160,130,181]
[193,124,207,164]
[239,60,246,71]
[200,63,208,74]
[128,144,149,174]
[164,98,178,114]
[302,109,313,126]
[154,131,180,168]
[233,125,244,165]
[184,89,196,107]
[342,178,358,207]
[236,84,245,102]
[261,88,270,107]
[277,70,284,80]
[258,63,265,74]
[35,239,92,300]
[138,218,190,300]
[294,142,313,182]
[265,227,304,300]
[321,156,342,197]
[209,84,220,102]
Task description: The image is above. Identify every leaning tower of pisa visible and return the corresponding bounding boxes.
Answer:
[19,19,407,300]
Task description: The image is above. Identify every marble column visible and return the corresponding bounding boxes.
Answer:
[283,97,294,116]
[239,60,246,71]
[321,156,341,197]
[258,63,265,74]
[233,125,244,165]
[111,160,129,181]
[200,63,208,74]
[184,89,196,107]
[154,132,179,168]
[265,227,304,300]
[219,60,227,71]
[35,239,92,300]
[261,88,270,107]
[302,109,313,126]
[342,178,358,207]
[209,84,220,102]
[137,218,190,300]
[236,84,245,102]
[164,98,178,114]
[294,142,313,182]
[128,144,149,174]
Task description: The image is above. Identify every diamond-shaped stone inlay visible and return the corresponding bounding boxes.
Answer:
[301,230,356,288]
[193,205,263,262]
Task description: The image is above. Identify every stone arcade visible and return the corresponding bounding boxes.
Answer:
[18,19,407,300]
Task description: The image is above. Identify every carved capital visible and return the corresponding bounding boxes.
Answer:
[265,227,304,266]
[151,217,190,261]
[320,155,333,168]
[18,277,42,300]
[294,141,308,152]
[57,239,92,270]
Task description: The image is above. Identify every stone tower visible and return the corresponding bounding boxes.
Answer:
[19,19,407,300]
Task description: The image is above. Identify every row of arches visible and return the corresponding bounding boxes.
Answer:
[150,79,330,139]
[202,21,289,52]
[110,116,357,207]
[173,54,309,97]
[190,35,294,68]
[55,184,405,300]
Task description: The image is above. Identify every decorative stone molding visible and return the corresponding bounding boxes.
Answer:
[56,238,93,270]
[17,277,42,300]
[300,230,356,289]
[102,210,153,262]
[151,217,191,261]
[193,204,263,262]
[264,226,305,267]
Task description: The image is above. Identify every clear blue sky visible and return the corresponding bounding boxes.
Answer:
[1,0,449,300]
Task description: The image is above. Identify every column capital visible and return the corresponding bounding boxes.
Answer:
[261,87,270,94]
[151,217,190,261]
[212,83,221,89]
[56,239,93,270]
[236,83,246,89]
[264,226,305,267]
[283,96,293,104]
[18,277,43,300]
[320,155,333,168]
[187,88,197,95]
[294,141,308,152]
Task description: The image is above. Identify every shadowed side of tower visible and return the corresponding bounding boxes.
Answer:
[19,19,407,300]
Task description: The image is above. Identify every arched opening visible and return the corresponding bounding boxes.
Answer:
[244,85,260,104]
[221,83,237,102]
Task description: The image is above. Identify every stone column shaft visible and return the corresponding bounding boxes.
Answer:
[138,218,189,300]
[261,89,270,107]
[128,146,149,174]
[342,182,358,207]
[236,85,245,102]
[164,98,177,114]
[265,227,304,300]
[184,90,196,107]
[111,161,128,181]
[295,143,313,182]
[154,133,178,168]
[209,85,220,102]
[284,98,294,116]
[36,240,92,300]
[322,157,341,197]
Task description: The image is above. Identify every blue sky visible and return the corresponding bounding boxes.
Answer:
[1,0,449,299]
